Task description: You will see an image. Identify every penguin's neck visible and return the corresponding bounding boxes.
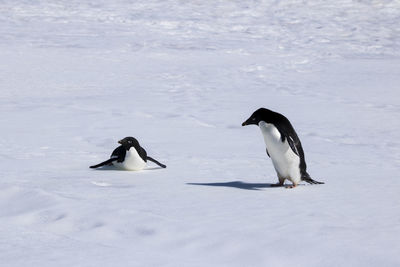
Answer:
[126,147,140,159]
[258,121,285,153]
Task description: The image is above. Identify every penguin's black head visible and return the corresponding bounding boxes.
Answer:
[242,108,274,126]
[118,136,140,150]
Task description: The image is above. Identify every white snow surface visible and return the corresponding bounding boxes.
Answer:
[1,1,400,266]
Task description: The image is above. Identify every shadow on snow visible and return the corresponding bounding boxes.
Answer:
[187,181,282,190]
[89,165,164,171]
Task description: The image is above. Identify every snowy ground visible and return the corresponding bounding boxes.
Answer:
[1,1,400,266]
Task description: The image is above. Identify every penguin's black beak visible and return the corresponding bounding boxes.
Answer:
[118,140,123,144]
[242,116,257,126]
[242,117,252,126]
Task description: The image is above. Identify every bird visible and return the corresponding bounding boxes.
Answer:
[90,137,166,170]
[242,108,323,188]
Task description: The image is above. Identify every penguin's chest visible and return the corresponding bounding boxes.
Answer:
[259,122,300,179]
[113,148,147,171]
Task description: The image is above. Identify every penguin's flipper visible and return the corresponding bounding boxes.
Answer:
[111,146,126,163]
[146,156,167,168]
[266,148,270,157]
[90,158,117,168]
[287,136,300,157]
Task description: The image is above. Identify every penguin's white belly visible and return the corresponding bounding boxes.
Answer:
[113,148,146,171]
[259,121,301,183]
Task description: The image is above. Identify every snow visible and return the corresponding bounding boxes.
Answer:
[1,0,400,266]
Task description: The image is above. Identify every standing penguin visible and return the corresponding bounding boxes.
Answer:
[90,137,166,170]
[242,108,323,187]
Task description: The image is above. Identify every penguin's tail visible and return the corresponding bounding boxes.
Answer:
[146,156,167,168]
[90,158,117,169]
[302,172,324,185]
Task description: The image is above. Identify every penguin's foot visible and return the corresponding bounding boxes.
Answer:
[286,184,298,189]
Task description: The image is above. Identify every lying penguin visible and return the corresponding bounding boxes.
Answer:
[242,108,323,188]
[90,137,166,170]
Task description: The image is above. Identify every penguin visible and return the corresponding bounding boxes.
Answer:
[242,108,323,188]
[90,137,166,170]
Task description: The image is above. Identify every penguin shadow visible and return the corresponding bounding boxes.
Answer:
[89,165,165,171]
[187,181,285,191]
